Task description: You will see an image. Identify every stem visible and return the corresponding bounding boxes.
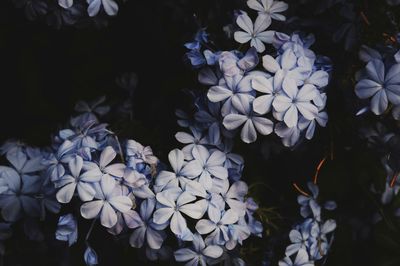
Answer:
[85,218,97,243]
[292,182,310,197]
[114,135,125,164]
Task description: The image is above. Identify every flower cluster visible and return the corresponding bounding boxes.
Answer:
[12,0,122,28]
[0,90,264,265]
[148,143,262,265]
[47,97,158,264]
[279,182,337,266]
[0,141,61,241]
[183,0,331,147]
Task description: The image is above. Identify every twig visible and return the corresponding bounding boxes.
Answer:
[293,182,310,197]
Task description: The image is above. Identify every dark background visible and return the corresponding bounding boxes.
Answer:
[0,0,399,265]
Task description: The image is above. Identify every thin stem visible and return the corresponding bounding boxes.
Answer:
[85,218,97,243]
[313,157,327,184]
[114,135,125,164]
[292,182,310,197]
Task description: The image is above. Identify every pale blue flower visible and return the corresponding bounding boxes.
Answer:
[247,0,289,21]
[0,166,42,222]
[58,0,73,9]
[234,13,275,53]
[273,79,319,128]
[175,128,209,159]
[174,233,223,265]
[84,246,98,266]
[184,29,209,50]
[153,188,207,236]
[154,149,202,192]
[186,49,206,68]
[196,209,238,245]
[87,0,118,17]
[55,213,78,246]
[223,96,274,143]
[262,49,307,86]
[220,180,248,217]
[129,198,167,249]
[207,74,255,116]
[308,219,336,260]
[252,74,282,115]
[42,140,75,182]
[285,220,312,256]
[55,155,97,203]
[278,249,313,266]
[71,96,110,127]
[225,217,251,250]
[297,182,321,221]
[81,146,126,184]
[191,145,228,190]
[274,122,303,147]
[125,139,158,166]
[80,175,133,228]
[217,48,259,77]
[355,59,400,115]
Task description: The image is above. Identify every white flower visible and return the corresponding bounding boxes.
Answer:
[247,0,289,21]
[234,13,275,53]
[273,79,319,128]
[87,0,119,17]
[55,155,97,203]
[153,188,207,237]
[80,175,133,228]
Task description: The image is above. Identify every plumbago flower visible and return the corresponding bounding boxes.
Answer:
[247,0,289,21]
[13,0,122,28]
[0,144,60,222]
[23,96,159,265]
[355,46,400,117]
[280,182,337,265]
[145,115,263,265]
[234,12,275,53]
[183,0,330,147]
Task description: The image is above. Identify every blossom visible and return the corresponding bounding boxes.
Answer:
[84,246,98,266]
[279,249,313,266]
[196,209,239,245]
[55,214,78,246]
[285,220,312,256]
[81,146,125,183]
[153,188,207,236]
[252,74,282,115]
[191,145,228,190]
[55,155,97,203]
[174,233,223,265]
[355,59,400,115]
[234,13,275,53]
[87,0,118,17]
[308,219,336,260]
[223,96,274,143]
[58,0,73,9]
[129,198,167,249]
[71,96,110,127]
[219,181,248,217]
[262,49,306,86]
[247,0,289,21]
[273,79,318,128]
[0,166,42,222]
[125,139,158,166]
[154,149,202,192]
[80,175,133,228]
[207,74,255,116]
